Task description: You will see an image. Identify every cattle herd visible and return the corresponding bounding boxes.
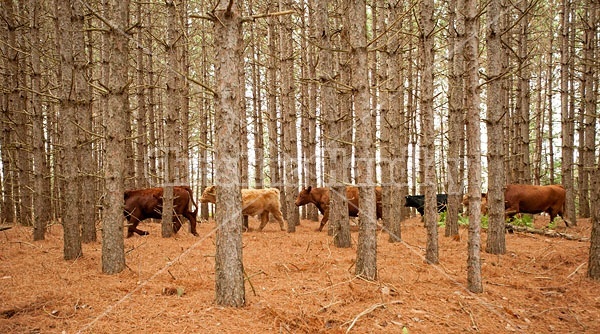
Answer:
[122,183,568,236]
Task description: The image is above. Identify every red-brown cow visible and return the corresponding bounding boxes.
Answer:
[124,186,198,237]
[504,184,568,226]
[294,186,382,232]
[200,185,286,231]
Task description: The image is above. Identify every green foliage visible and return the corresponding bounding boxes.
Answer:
[437,211,447,227]
[438,211,488,228]
[547,217,558,229]
[402,327,409,334]
[507,214,534,227]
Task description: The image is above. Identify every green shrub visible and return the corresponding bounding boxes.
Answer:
[507,214,533,227]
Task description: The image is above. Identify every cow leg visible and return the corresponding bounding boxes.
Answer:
[242,216,249,232]
[318,210,329,232]
[172,216,182,234]
[183,211,199,236]
[271,209,286,231]
[258,212,269,231]
[127,220,149,237]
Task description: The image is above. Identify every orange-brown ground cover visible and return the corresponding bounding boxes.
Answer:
[1,215,598,333]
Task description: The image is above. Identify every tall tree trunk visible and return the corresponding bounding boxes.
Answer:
[267,11,281,193]
[445,0,464,238]
[561,0,576,226]
[101,0,128,274]
[305,0,319,222]
[30,0,50,240]
[57,0,83,260]
[580,1,597,218]
[316,0,350,245]
[419,0,439,264]
[73,1,95,243]
[515,0,532,184]
[485,0,507,255]
[250,21,264,189]
[213,3,245,307]
[146,12,158,186]
[464,0,483,293]
[162,0,184,238]
[2,0,20,226]
[546,36,556,184]
[279,0,299,232]
[135,1,148,188]
[589,158,600,279]
[348,0,377,280]
[384,1,407,242]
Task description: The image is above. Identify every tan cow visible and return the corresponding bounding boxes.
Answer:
[461,193,488,215]
[200,185,286,231]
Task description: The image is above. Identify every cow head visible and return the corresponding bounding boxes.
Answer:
[200,185,217,203]
[295,186,313,206]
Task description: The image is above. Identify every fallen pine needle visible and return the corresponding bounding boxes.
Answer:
[567,262,586,279]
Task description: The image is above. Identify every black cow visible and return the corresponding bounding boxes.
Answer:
[404,194,448,216]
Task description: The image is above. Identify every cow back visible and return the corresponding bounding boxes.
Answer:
[505,184,565,215]
[241,188,282,216]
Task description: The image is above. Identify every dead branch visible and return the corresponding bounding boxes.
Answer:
[344,300,403,333]
[506,223,589,241]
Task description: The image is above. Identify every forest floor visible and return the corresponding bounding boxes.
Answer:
[0,214,598,333]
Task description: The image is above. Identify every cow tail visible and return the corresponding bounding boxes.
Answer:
[186,186,199,215]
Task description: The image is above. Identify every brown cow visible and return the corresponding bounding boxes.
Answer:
[504,184,568,226]
[200,185,286,231]
[294,186,382,232]
[124,186,198,237]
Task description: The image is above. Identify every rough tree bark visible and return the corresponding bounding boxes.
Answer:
[213,2,245,307]
[57,0,83,260]
[464,0,483,293]
[561,0,577,226]
[485,0,507,255]
[419,0,439,264]
[101,0,128,274]
[445,0,464,238]
[279,0,299,232]
[316,0,350,246]
[30,0,51,241]
[348,0,378,280]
